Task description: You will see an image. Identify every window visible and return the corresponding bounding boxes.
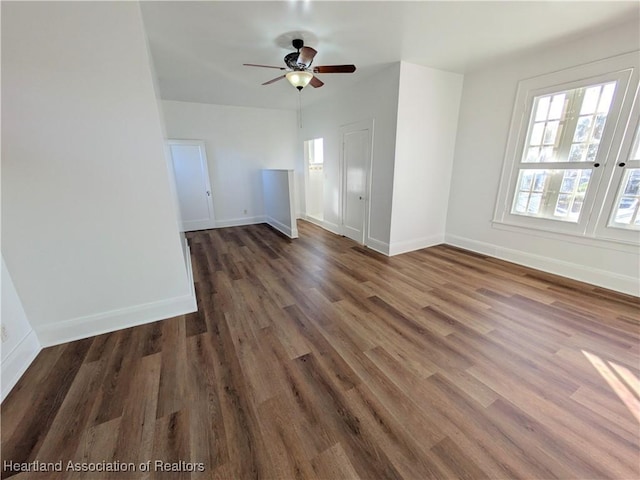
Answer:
[495,52,640,244]
[511,82,614,223]
[306,138,324,164]
[608,124,640,229]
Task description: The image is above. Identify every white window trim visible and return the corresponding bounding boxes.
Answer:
[493,51,640,247]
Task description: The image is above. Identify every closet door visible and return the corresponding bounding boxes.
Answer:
[168,140,216,231]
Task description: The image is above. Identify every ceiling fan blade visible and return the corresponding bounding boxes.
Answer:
[244,63,286,70]
[297,47,317,67]
[309,76,324,88]
[313,65,356,74]
[262,75,286,85]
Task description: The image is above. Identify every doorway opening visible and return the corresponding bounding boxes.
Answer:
[304,137,324,223]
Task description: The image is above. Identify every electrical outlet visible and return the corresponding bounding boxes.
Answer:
[1,325,8,343]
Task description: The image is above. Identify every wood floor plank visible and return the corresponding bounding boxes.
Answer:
[155,316,188,419]
[0,344,66,440]
[68,417,122,480]
[310,443,361,480]
[113,352,161,465]
[256,395,319,480]
[1,220,638,480]
[2,338,93,475]
[150,409,190,480]
[186,333,227,472]
[259,327,338,458]
[35,361,106,465]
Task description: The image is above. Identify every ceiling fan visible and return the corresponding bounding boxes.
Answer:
[243,39,356,91]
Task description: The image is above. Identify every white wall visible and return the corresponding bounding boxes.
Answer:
[262,169,298,238]
[1,257,42,402]
[140,11,187,252]
[161,100,298,227]
[299,63,401,250]
[446,19,640,295]
[389,61,463,255]
[2,1,195,346]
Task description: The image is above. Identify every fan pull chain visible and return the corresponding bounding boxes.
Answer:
[298,92,303,129]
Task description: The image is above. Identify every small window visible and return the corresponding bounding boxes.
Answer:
[306,138,324,165]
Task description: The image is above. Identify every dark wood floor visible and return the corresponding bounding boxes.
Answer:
[2,221,639,479]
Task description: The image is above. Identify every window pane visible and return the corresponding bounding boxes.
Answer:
[528,193,542,214]
[613,197,638,225]
[580,86,601,115]
[623,169,640,195]
[574,116,592,142]
[555,194,570,217]
[592,114,606,141]
[598,83,615,113]
[568,144,585,162]
[631,124,640,161]
[521,81,617,165]
[526,147,540,162]
[520,171,534,190]
[540,146,554,162]
[543,121,559,145]
[548,94,566,120]
[533,171,547,191]
[306,138,324,165]
[609,169,640,230]
[535,96,551,121]
[571,199,583,215]
[511,169,592,222]
[314,139,324,164]
[530,123,544,145]
[585,144,599,163]
[515,192,528,213]
[560,171,576,193]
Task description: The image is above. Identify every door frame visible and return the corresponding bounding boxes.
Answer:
[339,119,374,245]
[167,139,216,232]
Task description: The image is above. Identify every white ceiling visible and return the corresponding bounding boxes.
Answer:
[140,1,639,111]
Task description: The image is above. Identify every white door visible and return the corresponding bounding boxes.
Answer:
[341,121,372,244]
[168,140,216,232]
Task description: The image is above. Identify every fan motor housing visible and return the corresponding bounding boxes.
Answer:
[284,52,304,70]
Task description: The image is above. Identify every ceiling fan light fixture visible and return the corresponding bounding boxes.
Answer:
[286,71,313,91]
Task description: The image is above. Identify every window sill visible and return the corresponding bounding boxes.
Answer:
[491,220,640,254]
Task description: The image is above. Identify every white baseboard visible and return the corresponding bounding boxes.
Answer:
[35,292,197,347]
[36,241,198,347]
[1,330,41,403]
[303,214,325,228]
[366,237,390,255]
[389,234,444,256]
[184,237,197,305]
[266,216,298,239]
[216,216,266,228]
[321,219,342,236]
[445,233,639,296]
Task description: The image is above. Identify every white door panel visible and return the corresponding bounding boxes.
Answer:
[341,123,372,244]
[169,140,216,232]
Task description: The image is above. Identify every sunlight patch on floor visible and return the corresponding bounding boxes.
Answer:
[582,350,640,423]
